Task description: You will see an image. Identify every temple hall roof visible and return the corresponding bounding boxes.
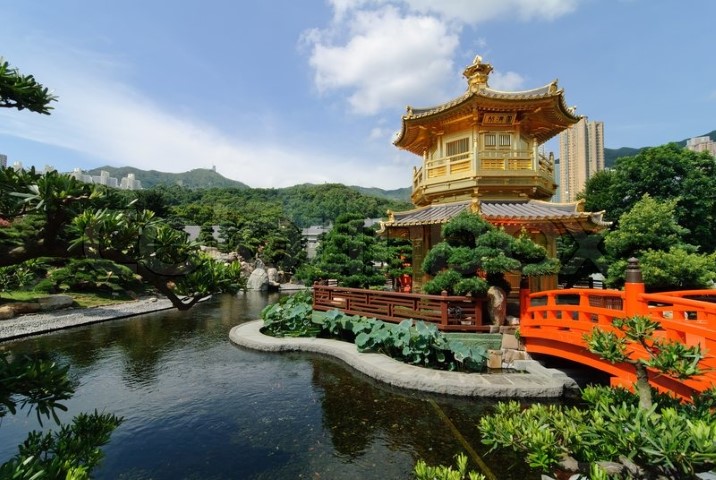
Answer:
[393,56,581,154]
[382,199,610,233]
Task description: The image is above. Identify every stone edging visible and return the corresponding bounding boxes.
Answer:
[229,320,567,398]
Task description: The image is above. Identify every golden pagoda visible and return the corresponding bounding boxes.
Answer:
[383,56,609,291]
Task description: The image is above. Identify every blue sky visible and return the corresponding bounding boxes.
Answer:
[1,0,715,189]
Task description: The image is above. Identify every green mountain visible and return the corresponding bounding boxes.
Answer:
[604,129,716,168]
[86,166,249,189]
[348,186,411,202]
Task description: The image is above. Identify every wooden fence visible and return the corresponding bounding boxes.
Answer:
[312,284,488,332]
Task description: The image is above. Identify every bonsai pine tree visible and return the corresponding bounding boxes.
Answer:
[421,211,559,296]
[313,212,385,288]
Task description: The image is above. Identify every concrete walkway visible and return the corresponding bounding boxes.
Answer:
[230,320,570,398]
[0,297,175,342]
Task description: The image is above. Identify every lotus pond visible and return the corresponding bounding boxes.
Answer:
[0,292,543,479]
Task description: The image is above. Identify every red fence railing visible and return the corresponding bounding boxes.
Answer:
[521,275,716,398]
[312,284,488,332]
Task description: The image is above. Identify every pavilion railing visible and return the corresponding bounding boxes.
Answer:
[312,284,488,332]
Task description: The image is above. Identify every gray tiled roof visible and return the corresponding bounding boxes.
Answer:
[388,200,609,227]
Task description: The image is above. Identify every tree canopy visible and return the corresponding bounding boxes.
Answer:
[0,58,57,113]
[582,143,716,253]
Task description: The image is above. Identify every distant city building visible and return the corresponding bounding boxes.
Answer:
[71,168,142,190]
[120,173,142,190]
[0,154,6,168]
[559,117,604,202]
[686,135,716,157]
[43,165,56,173]
[70,168,94,183]
[12,161,23,172]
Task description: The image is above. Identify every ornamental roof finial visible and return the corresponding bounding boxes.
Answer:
[463,55,493,92]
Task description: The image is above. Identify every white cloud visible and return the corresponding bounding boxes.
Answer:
[0,45,411,189]
[305,0,578,116]
[489,71,526,91]
[306,5,459,115]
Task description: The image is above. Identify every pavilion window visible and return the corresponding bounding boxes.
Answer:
[484,134,496,147]
[499,134,511,147]
[446,137,470,157]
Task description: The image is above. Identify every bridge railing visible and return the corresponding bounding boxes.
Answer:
[521,259,716,397]
[312,284,488,332]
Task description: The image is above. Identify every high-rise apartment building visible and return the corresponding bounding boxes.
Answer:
[558,117,604,202]
[686,136,716,157]
[0,154,7,168]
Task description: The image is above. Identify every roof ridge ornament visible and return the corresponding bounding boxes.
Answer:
[463,55,493,93]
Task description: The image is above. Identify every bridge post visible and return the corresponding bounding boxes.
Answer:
[519,276,530,320]
[624,258,646,316]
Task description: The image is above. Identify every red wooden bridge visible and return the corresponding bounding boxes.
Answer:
[313,261,716,398]
[521,262,716,399]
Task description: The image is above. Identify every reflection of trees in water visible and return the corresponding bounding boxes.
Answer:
[310,356,541,479]
[4,293,281,389]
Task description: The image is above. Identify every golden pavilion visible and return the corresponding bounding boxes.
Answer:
[382,56,608,291]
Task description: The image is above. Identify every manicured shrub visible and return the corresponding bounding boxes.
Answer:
[46,259,142,293]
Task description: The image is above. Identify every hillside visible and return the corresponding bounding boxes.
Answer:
[604,129,716,168]
[87,166,250,189]
[349,185,412,202]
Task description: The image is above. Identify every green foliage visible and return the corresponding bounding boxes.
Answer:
[0,258,54,292]
[0,353,122,479]
[422,211,558,295]
[45,258,142,293]
[423,269,463,295]
[262,294,487,371]
[583,143,716,253]
[414,453,486,480]
[480,385,716,478]
[0,57,57,114]
[585,315,705,409]
[260,291,320,337]
[601,195,715,289]
[312,212,385,288]
[638,247,716,290]
[421,242,452,276]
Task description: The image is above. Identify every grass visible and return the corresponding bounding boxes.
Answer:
[0,290,138,308]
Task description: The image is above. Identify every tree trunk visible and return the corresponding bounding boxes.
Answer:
[634,362,652,409]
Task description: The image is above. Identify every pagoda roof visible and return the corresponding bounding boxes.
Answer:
[393,56,581,155]
[381,199,610,234]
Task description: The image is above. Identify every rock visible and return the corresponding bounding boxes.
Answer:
[36,295,74,311]
[246,268,269,291]
[487,285,507,325]
[0,305,15,320]
[266,268,281,289]
[8,302,40,315]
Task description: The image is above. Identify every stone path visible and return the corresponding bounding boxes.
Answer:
[0,297,174,342]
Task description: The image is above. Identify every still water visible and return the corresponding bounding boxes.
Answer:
[0,293,540,479]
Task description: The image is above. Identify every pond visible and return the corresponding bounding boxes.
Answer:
[0,292,542,479]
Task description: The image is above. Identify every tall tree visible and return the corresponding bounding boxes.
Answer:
[582,143,716,252]
[313,212,384,288]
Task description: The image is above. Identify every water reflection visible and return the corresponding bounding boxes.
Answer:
[1,292,539,479]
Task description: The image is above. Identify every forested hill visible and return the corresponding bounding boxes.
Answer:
[604,129,716,168]
[155,183,414,228]
[87,166,250,189]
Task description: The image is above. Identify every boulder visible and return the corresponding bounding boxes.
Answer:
[36,295,74,311]
[246,268,269,291]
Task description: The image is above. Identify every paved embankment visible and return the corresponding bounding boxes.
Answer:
[0,297,174,342]
[230,320,570,398]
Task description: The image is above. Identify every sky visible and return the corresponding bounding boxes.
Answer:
[1,0,715,189]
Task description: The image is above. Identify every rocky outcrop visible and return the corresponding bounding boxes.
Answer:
[246,268,269,291]
[0,295,74,320]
